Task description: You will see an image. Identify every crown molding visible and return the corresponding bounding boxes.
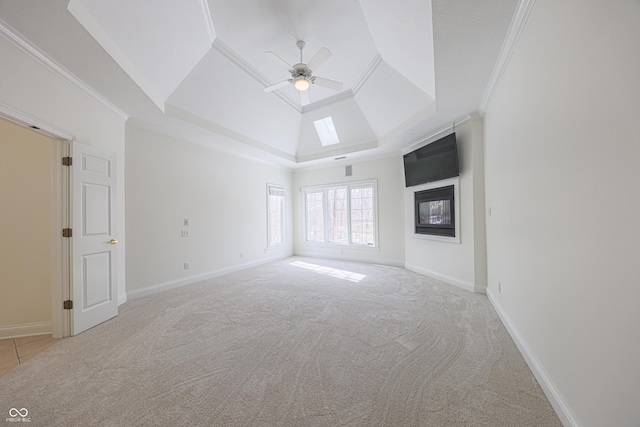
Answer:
[301,90,355,113]
[67,0,165,112]
[352,54,383,95]
[0,102,76,140]
[199,0,216,42]
[301,54,380,113]
[479,0,537,115]
[295,139,379,164]
[0,18,128,121]
[164,103,297,163]
[127,117,294,171]
[292,148,401,172]
[402,114,474,155]
[301,54,382,113]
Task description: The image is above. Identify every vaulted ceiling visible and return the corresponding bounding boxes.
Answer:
[0,0,518,167]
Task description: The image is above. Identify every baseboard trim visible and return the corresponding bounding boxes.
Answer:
[0,321,52,339]
[405,263,477,293]
[118,293,128,306]
[126,253,293,300]
[486,289,581,427]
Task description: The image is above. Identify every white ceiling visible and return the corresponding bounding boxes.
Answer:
[0,0,518,168]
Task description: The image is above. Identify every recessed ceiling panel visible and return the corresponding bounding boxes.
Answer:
[68,0,214,110]
[207,0,378,104]
[359,0,435,99]
[167,49,301,156]
[297,97,377,159]
[354,61,435,141]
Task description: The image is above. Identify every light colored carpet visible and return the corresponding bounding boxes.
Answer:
[0,257,561,426]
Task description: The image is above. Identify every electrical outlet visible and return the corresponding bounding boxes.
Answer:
[181,229,190,237]
[184,218,190,226]
[184,262,190,270]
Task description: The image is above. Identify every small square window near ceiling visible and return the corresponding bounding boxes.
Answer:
[313,116,340,146]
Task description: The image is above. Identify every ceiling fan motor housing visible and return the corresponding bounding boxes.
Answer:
[291,63,312,91]
[263,40,341,99]
[291,64,312,79]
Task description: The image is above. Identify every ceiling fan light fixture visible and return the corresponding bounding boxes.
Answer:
[293,76,310,91]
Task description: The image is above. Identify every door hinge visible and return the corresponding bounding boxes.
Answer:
[62,156,72,166]
[62,228,72,238]
[63,300,73,310]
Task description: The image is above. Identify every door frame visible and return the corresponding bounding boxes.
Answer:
[0,103,74,338]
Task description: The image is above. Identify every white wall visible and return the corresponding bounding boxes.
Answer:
[293,155,405,266]
[0,34,127,333]
[125,123,293,296]
[484,1,640,426]
[0,118,53,333]
[404,116,487,292]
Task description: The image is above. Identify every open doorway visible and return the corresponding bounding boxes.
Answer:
[0,114,70,340]
[0,105,120,343]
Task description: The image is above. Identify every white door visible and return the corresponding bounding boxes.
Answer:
[71,141,118,335]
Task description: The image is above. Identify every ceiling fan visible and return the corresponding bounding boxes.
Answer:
[263,40,343,106]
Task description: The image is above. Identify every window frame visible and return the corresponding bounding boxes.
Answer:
[301,179,378,248]
[267,183,286,248]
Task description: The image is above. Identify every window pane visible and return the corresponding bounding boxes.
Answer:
[327,188,348,243]
[268,186,285,246]
[350,186,375,245]
[363,196,373,210]
[306,191,324,242]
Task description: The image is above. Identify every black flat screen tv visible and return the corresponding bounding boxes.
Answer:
[403,132,459,187]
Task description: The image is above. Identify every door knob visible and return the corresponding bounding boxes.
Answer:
[108,238,118,245]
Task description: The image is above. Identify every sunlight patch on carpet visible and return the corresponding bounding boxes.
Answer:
[290,261,366,282]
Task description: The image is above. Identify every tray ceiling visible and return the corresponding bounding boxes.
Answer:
[0,0,518,167]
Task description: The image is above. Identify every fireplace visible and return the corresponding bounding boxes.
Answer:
[414,185,455,237]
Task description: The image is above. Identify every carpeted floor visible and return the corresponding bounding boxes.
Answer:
[0,257,561,426]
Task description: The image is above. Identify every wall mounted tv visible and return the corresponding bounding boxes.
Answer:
[403,132,459,187]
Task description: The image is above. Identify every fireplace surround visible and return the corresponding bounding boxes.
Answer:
[414,185,455,237]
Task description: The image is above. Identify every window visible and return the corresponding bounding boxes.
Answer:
[267,184,285,247]
[303,181,377,247]
[350,187,375,244]
[313,116,340,146]
[305,191,324,242]
[327,188,348,243]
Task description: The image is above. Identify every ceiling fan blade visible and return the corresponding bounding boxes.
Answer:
[313,76,343,91]
[265,51,294,71]
[300,90,310,106]
[263,80,291,92]
[306,47,331,71]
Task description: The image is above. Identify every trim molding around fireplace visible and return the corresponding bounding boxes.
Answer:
[415,185,455,237]
[410,177,461,244]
